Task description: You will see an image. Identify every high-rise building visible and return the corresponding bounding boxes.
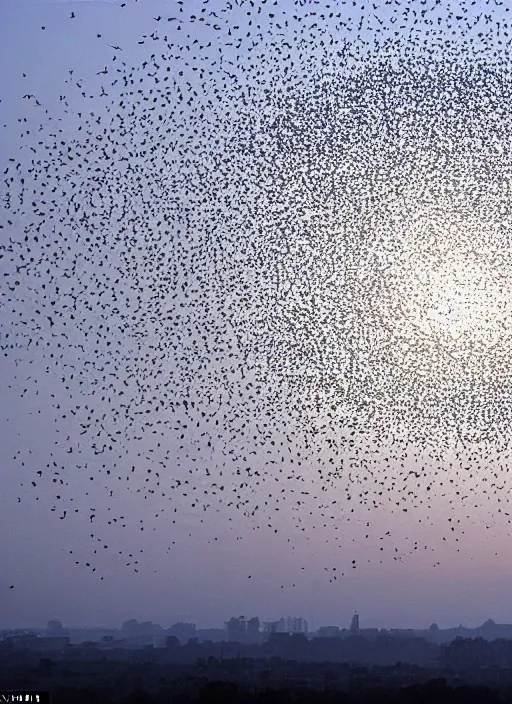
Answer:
[350,612,360,635]
[226,616,247,643]
[246,617,260,644]
[262,621,279,641]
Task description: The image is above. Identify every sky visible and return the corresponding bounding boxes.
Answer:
[2,0,512,633]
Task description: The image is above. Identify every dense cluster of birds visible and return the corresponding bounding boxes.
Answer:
[3,0,512,589]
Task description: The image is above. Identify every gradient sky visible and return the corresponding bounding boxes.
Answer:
[2,0,512,633]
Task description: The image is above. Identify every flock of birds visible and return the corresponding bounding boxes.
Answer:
[3,0,512,592]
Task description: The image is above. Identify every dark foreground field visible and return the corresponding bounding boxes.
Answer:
[4,679,509,703]
[4,660,512,704]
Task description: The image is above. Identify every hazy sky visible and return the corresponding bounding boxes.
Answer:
[2,0,512,633]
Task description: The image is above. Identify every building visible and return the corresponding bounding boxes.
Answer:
[317,626,341,638]
[441,636,492,670]
[45,619,68,637]
[350,612,360,635]
[167,622,196,645]
[122,633,167,649]
[277,617,308,635]
[262,621,279,641]
[246,617,261,644]
[360,628,380,640]
[7,634,70,653]
[5,633,39,650]
[195,628,226,643]
[226,616,246,643]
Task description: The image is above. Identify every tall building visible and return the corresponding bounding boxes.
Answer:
[262,621,279,641]
[246,617,260,644]
[350,612,360,635]
[226,616,247,643]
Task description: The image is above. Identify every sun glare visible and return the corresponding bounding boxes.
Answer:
[419,251,502,344]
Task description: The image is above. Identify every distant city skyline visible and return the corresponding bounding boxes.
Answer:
[5,613,512,637]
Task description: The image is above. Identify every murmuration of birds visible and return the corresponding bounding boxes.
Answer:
[2,0,512,586]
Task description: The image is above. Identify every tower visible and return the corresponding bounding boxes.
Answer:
[350,611,360,635]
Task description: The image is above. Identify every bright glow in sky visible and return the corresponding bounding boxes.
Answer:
[422,252,500,339]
